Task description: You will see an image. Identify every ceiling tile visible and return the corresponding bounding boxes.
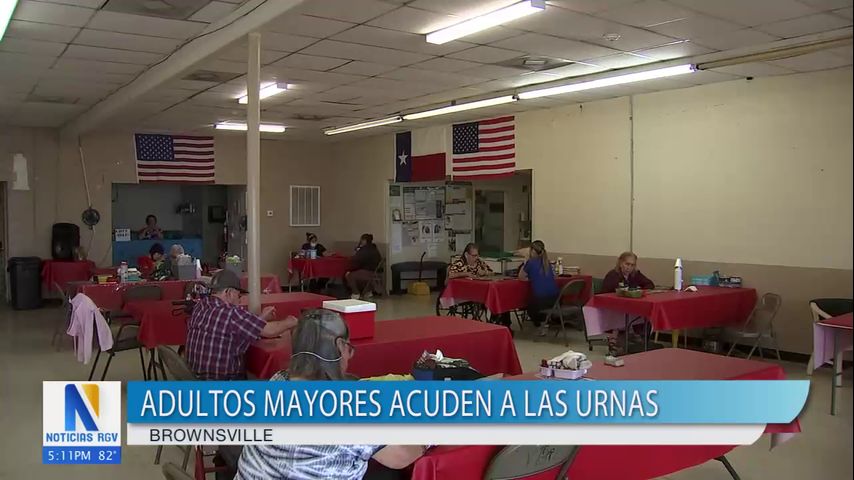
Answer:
[196,59,248,74]
[62,44,165,65]
[834,7,853,19]
[86,10,207,39]
[769,50,852,71]
[447,45,525,63]
[74,29,183,54]
[539,62,609,78]
[408,0,520,16]
[492,33,618,61]
[596,0,691,28]
[458,63,531,79]
[0,51,56,71]
[52,57,147,74]
[379,67,483,87]
[330,61,399,76]
[258,32,317,52]
[40,67,136,84]
[12,0,95,27]
[412,56,484,72]
[330,25,473,56]
[798,0,854,10]
[264,14,355,38]
[692,28,779,51]
[189,1,238,22]
[631,40,713,60]
[668,0,817,27]
[547,0,643,14]
[262,67,366,86]
[582,52,656,68]
[301,39,433,65]
[646,14,744,39]
[41,0,105,7]
[4,20,80,42]
[757,13,852,38]
[512,7,680,50]
[0,37,66,56]
[827,44,853,61]
[217,45,285,64]
[295,0,399,23]
[273,53,351,71]
[711,62,796,77]
[366,6,457,34]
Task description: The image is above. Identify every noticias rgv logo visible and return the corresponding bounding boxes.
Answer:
[44,383,118,443]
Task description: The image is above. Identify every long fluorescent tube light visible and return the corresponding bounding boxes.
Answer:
[324,116,403,136]
[518,64,696,99]
[426,0,545,45]
[403,96,517,120]
[0,0,19,40]
[215,122,286,133]
[237,82,288,104]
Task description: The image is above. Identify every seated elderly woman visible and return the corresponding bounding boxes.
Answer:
[235,309,426,480]
[601,251,655,293]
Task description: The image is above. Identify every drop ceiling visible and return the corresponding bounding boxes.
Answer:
[0,0,851,139]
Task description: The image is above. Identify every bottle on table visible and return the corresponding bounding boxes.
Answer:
[674,258,683,291]
[556,257,563,276]
[119,261,129,282]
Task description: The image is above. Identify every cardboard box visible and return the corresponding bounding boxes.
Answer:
[322,299,376,340]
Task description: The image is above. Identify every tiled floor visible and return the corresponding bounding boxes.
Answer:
[1,294,850,479]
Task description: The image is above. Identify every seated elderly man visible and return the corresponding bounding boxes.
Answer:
[186,270,296,380]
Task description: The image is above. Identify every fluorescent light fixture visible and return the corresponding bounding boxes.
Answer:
[237,82,288,104]
[426,0,545,45]
[518,64,696,99]
[215,122,286,133]
[403,96,517,120]
[324,116,403,136]
[0,0,19,40]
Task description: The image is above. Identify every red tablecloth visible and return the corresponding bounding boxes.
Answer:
[440,276,592,314]
[128,293,333,349]
[41,260,95,292]
[246,316,523,380]
[412,349,799,480]
[240,274,282,294]
[288,256,351,281]
[76,280,190,311]
[583,287,757,335]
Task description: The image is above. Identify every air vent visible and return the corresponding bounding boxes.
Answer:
[183,70,241,83]
[102,0,209,20]
[496,55,575,72]
[26,94,79,104]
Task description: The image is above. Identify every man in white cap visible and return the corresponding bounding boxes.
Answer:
[186,270,296,380]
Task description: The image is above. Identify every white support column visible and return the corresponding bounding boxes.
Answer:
[246,32,261,313]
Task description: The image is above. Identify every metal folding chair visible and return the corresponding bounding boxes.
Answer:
[726,293,782,360]
[540,279,587,347]
[484,445,579,480]
[154,346,195,470]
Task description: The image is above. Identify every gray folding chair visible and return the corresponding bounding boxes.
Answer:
[726,293,782,360]
[87,312,147,382]
[484,445,579,480]
[361,257,388,298]
[540,279,587,347]
[154,346,195,469]
[807,298,854,377]
[161,462,193,480]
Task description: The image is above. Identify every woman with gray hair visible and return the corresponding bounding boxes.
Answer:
[235,309,426,480]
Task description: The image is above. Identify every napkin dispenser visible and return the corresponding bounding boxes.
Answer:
[323,299,376,339]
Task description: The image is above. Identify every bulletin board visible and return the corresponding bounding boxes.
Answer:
[388,181,474,265]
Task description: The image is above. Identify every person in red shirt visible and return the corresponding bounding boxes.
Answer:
[601,251,655,293]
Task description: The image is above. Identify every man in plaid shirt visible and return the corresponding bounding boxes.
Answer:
[186,270,296,380]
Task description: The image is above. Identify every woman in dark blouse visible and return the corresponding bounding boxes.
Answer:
[601,251,655,293]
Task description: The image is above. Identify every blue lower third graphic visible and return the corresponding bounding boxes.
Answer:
[42,447,122,465]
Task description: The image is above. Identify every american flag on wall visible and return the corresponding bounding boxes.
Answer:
[451,115,515,180]
[134,134,215,183]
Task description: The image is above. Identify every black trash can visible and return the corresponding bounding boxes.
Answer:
[8,256,43,310]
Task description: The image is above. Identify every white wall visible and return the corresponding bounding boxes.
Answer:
[633,68,854,269]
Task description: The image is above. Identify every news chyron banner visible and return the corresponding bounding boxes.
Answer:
[121,381,807,447]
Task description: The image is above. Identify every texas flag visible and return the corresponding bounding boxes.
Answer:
[395,127,447,182]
